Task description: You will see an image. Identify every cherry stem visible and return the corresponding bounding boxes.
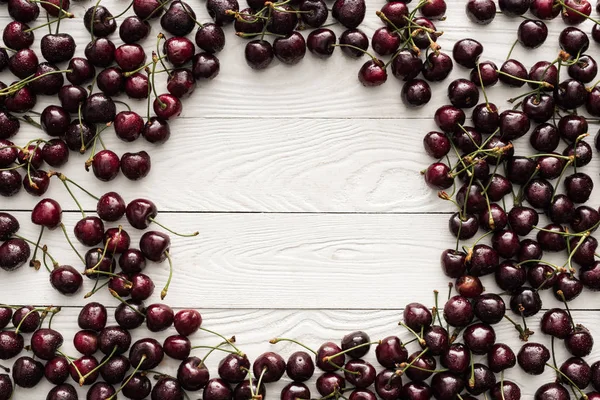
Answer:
[199,327,241,353]
[475,62,491,106]
[148,217,199,237]
[468,351,475,388]
[551,336,558,379]
[142,0,171,21]
[84,280,109,298]
[23,15,72,33]
[190,345,239,355]
[29,226,45,271]
[200,339,238,366]
[86,239,111,274]
[89,0,102,40]
[56,173,100,201]
[556,290,576,330]
[495,70,554,88]
[59,223,85,264]
[503,314,532,341]
[269,338,317,355]
[109,289,145,316]
[54,0,65,34]
[79,346,118,386]
[156,34,172,78]
[109,0,133,20]
[545,363,588,399]
[160,250,173,300]
[255,366,267,394]
[398,348,428,376]
[330,44,377,61]
[559,0,600,24]
[506,39,518,60]
[86,270,133,286]
[15,306,55,334]
[398,322,425,346]
[432,290,441,325]
[108,355,147,400]
[325,341,381,362]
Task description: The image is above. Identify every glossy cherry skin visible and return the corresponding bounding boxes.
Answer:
[178,356,210,391]
[195,23,226,53]
[50,265,83,295]
[78,302,107,332]
[143,117,171,143]
[139,230,170,262]
[0,238,30,271]
[517,342,549,374]
[203,378,233,400]
[307,29,336,57]
[375,336,408,368]
[31,328,63,360]
[103,227,131,254]
[488,343,516,373]
[115,300,146,330]
[73,330,98,356]
[122,152,151,181]
[164,335,191,360]
[146,303,174,332]
[473,293,505,324]
[286,351,315,381]
[316,372,345,396]
[405,351,436,382]
[218,354,250,383]
[45,356,70,384]
[120,16,150,43]
[252,352,286,383]
[3,21,34,50]
[122,372,152,399]
[129,338,164,370]
[126,198,158,229]
[12,356,44,388]
[98,326,131,355]
[490,381,521,400]
[534,383,570,400]
[282,382,311,400]
[0,331,24,360]
[565,325,594,357]
[82,93,116,124]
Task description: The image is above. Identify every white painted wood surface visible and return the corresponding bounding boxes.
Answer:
[1,0,600,397]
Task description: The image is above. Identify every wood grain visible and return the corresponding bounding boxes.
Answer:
[3,307,600,399]
[0,211,596,311]
[5,116,600,213]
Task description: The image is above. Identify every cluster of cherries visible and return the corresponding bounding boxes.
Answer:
[0,187,198,300]
[1,295,600,400]
[420,0,600,398]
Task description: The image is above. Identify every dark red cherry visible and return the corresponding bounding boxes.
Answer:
[307,29,336,57]
[50,265,83,295]
[78,303,107,332]
[253,352,285,383]
[120,16,150,44]
[195,23,226,53]
[517,342,549,375]
[487,343,516,372]
[443,295,473,327]
[218,354,250,383]
[121,151,151,181]
[510,287,542,316]
[97,192,126,222]
[375,336,408,368]
[129,338,164,370]
[12,356,43,388]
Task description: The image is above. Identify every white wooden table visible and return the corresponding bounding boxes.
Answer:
[2,0,600,397]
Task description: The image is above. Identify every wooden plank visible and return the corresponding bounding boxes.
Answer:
[1,307,598,398]
[0,212,596,310]
[5,117,600,213]
[1,0,592,119]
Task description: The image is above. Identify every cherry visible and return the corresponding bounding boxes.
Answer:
[0,114,19,140]
[402,79,432,107]
[83,5,116,37]
[449,213,478,240]
[525,179,554,209]
[510,286,542,316]
[569,54,597,82]
[282,382,311,400]
[316,342,345,372]
[534,383,570,400]
[0,171,22,197]
[307,29,336,57]
[87,382,116,400]
[490,381,521,400]
[581,262,600,290]
[7,0,39,22]
[129,338,164,370]
[233,379,265,400]
[83,93,116,124]
[58,85,88,114]
[0,238,30,271]
[518,19,548,48]
[530,123,559,152]
[97,326,131,356]
[440,249,467,278]
[145,303,173,332]
[12,356,43,388]
[30,328,63,361]
[120,16,150,44]
[467,363,496,395]
[3,21,34,50]
[438,343,469,374]
[566,326,594,357]
[332,0,365,29]
[196,23,226,53]
[565,172,593,203]
[5,85,36,113]
[253,351,285,383]
[0,308,11,330]
[73,330,98,355]
[517,342,549,374]
[204,378,233,400]
[431,372,464,399]
[487,343,516,372]
[423,131,451,158]
[122,373,152,399]
[434,105,465,133]
[133,0,165,19]
[218,354,250,383]
[286,351,315,381]
[115,300,146,330]
[206,0,238,25]
[66,58,95,85]
[562,0,591,23]
[471,61,498,87]
[422,52,454,82]
[473,293,505,324]
[559,357,591,389]
[448,78,479,108]
[499,59,528,87]
[50,265,83,295]
[103,227,131,254]
[143,117,171,143]
[139,230,170,262]
[70,355,99,385]
[118,249,146,275]
[78,302,107,332]
[41,33,75,64]
[316,372,345,396]
[161,0,196,36]
[530,0,561,19]
[97,192,126,222]
[443,295,474,327]
[405,351,436,382]
[177,356,210,391]
[114,111,144,142]
[541,308,572,338]
[125,72,150,99]
[163,334,191,360]
[45,356,70,384]
[453,38,483,68]
[401,382,433,400]
[466,0,496,23]
[375,336,408,368]
[0,331,24,359]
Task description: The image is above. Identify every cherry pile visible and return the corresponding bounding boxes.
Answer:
[419,0,600,397]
